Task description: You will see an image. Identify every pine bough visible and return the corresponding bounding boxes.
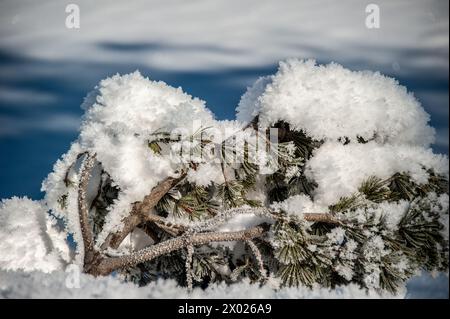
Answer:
[1,60,448,297]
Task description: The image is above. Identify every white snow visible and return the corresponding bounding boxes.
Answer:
[186,163,224,187]
[215,213,268,233]
[41,142,86,263]
[42,70,264,251]
[0,197,69,272]
[237,59,436,147]
[0,270,403,299]
[371,200,411,231]
[270,194,327,217]
[236,76,272,123]
[305,140,449,206]
[326,227,346,245]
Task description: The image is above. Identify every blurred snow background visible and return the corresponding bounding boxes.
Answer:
[0,0,448,298]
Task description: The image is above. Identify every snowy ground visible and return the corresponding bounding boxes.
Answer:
[0,0,448,298]
[0,270,404,299]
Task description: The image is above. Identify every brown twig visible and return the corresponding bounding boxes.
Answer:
[101,173,187,250]
[303,213,342,224]
[77,152,101,271]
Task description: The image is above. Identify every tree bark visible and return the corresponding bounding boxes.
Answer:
[77,152,99,271]
[101,173,186,250]
[303,213,341,224]
[91,223,270,276]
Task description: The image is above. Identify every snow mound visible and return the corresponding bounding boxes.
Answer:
[0,197,69,272]
[237,59,435,146]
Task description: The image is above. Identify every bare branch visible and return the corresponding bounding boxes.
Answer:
[303,213,342,224]
[185,244,194,291]
[77,152,98,267]
[101,173,186,250]
[93,223,270,276]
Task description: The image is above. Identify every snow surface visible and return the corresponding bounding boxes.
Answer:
[0,270,402,299]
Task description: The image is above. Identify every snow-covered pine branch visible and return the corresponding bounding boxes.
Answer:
[0,59,448,298]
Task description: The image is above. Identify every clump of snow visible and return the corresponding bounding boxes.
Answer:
[334,239,358,281]
[363,235,389,262]
[215,213,269,233]
[304,141,448,206]
[326,227,346,245]
[369,200,410,231]
[270,194,327,217]
[361,235,390,290]
[186,163,224,187]
[237,59,435,147]
[0,270,403,299]
[236,76,271,123]
[0,197,69,272]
